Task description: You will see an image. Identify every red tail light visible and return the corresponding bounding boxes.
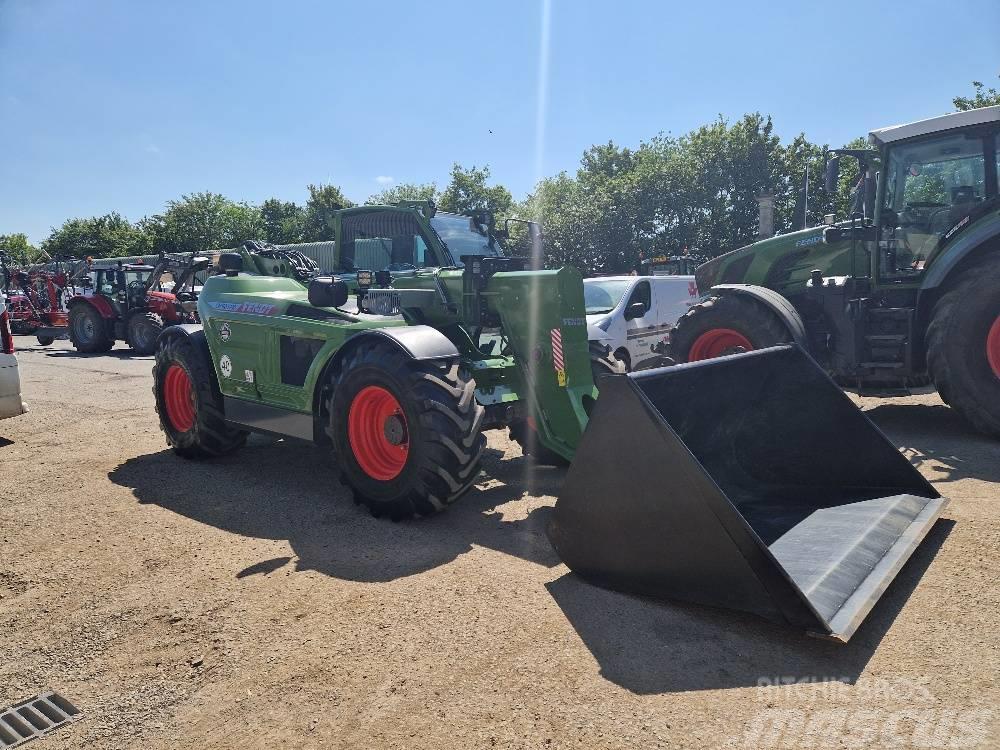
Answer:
[1,306,14,354]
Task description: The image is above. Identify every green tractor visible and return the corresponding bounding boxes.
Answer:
[150,201,949,642]
[672,105,1000,437]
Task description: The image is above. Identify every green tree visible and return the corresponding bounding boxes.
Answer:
[302,183,354,241]
[365,182,438,206]
[953,76,1000,111]
[148,192,263,253]
[41,213,151,259]
[437,164,513,216]
[0,233,41,264]
[260,198,305,244]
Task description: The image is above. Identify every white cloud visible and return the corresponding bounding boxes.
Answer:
[375,175,395,185]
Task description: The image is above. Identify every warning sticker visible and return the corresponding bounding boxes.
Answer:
[551,328,566,387]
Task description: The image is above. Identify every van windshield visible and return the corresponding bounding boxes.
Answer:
[584,279,632,314]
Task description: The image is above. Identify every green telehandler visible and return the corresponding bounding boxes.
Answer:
[151,201,947,642]
[672,105,1000,437]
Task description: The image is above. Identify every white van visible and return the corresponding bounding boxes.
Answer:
[585,275,698,371]
[1,292,28,420]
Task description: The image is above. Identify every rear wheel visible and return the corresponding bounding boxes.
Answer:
[926,259,1000,437]
[35,335,54,346]
[329,341,485,520]
[671,294,792,362]
[69,304,113,353]
[511,343,624,465]
[153,333,247,458]
[128,311,164,355]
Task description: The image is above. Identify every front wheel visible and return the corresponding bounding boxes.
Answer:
[128,311,164,355]
[69,304,113,353]
[670,293,792,363]
[36,335,55,346]
[329,341,485,520]
[926,258,1000,437]
[153,333,247,458]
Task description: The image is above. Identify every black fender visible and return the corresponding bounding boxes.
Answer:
[157,324,209,357]
[710,284,808,348]
[311,325,461,444]
[919,210,1000,293]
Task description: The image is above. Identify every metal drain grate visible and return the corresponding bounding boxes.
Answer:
[0,691,80,748]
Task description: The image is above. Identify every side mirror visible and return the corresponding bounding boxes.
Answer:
[308,277,349,308]
[624,301,646,321]
[824,156,840,193]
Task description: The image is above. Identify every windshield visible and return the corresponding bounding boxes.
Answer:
[430,213,502,262]
[583,279,633,314]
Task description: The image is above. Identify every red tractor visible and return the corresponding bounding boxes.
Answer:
[0,254,75,346]
[67,253,209,355]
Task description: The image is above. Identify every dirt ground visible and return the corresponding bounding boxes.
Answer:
[1,336,998,749]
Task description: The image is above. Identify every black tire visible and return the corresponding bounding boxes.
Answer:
[670,293,792,363]
[510,343,624,465]
[36,335,54,346]
[926,258,1000,438]
[69,304,114,353]
[128,311,164,356]
[152,333,248,458]
[329,340,485,520]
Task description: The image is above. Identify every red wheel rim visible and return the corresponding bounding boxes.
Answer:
[688,328,754,361]
[348,385,409,481]
[987,315,1000,380]
[163,364,196,432]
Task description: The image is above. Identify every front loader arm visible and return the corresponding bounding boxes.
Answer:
[484,266,595,460]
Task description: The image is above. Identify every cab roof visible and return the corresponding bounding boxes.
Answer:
[869,105,1000,146]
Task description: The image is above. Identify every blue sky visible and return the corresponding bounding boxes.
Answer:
[1,0,997,243]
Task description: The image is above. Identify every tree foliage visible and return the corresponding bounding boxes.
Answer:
[0,233,41,264]
[437,164,513,216]
[365,182,438,206]
[41,212,150,259]
[953,76,1000,111]
[302,184,354,242]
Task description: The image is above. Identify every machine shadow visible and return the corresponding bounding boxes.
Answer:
[108,438,564,584]
[44,349,149,360]
[864,403,1000,484]
[546,518,953,694]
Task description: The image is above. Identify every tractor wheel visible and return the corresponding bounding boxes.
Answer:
[926,258,1000,438]
[128,312,164,356]
[69,304,113,353]
[671,294,792,362]
[36,335,54,346]
[328,340,485,520]
[511,343,624,466]
[152,333,248,458]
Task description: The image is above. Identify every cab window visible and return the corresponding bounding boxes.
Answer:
[627,281,651,314]
[339,211,439,272]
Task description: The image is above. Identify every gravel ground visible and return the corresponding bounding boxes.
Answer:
[1,336,997,749]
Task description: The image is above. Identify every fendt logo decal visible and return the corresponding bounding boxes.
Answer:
[219,322,232,341]
[208,301,278,315]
